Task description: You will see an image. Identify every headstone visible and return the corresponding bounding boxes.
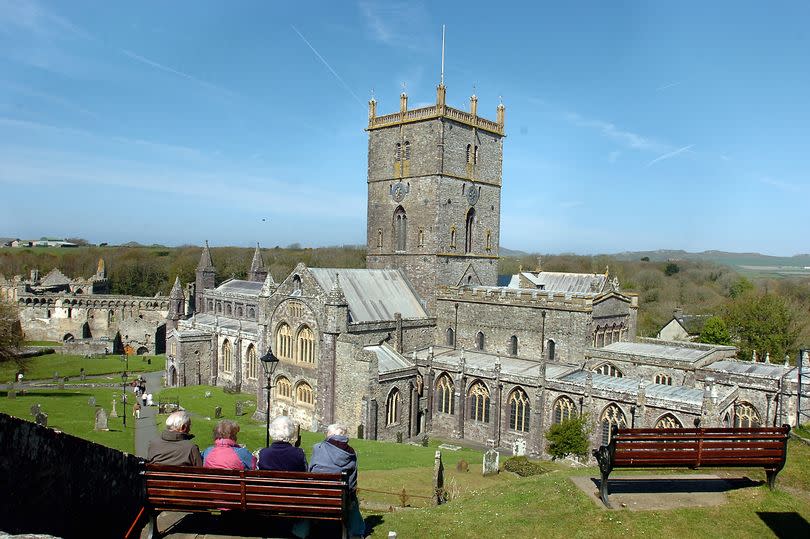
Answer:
[455,459,469,472]
[357,424,364,439]
[110,399,118,418]
[80,369,86,381]
[483,449,500,476]
[214,406,222,419]
[235,401,243,416]
[53,372,59,382]
[432,450,444,505]
[94,408,109,431]
[204,391,212,398]
[30,403,41,417]
[35,412,48,427]
[88,396,96,407]
[388,533,398,539]
[513,438,527,457]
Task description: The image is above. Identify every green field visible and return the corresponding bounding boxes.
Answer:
[1,353,166,382]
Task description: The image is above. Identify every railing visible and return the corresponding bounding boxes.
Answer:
[369,105,504,134]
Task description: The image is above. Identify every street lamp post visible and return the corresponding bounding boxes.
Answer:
[121,371,128,429]
[259,350,280,447]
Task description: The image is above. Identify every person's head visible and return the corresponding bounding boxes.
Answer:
[213,419,240,441]
[268,416,296,443]
[165,411,191,434]
[325,423,347,439]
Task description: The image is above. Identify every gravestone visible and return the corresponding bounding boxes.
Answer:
[513,438,527,457]
[110,399,118,418]
[204,391,212,398]
[95,408,109,431]
[214,406,222,419]
[432,450,444,505]
[357,424,364,439]
[235,401,243,416]
[80,368,86,381]
[35,412,48,427]
[456,459,469,472]
[30,404,41,417]
[53,372,59,383]
[482,449,500,476]
[88,396,96,407]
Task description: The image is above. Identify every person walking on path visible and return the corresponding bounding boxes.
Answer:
[133,402,141,419]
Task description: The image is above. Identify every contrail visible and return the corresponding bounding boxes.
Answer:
[120,49,235,97]
[646,144,693,167]
[291,25,365,108]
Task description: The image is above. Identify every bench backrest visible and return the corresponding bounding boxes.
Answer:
[609,425,790,469]
[144,464,349,521]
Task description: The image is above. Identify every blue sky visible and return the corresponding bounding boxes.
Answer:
[0,1,808,255]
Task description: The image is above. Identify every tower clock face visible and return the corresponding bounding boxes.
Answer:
[466,185,480,206]
[391,181,408,202]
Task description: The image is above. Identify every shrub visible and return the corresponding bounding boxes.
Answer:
[546,416,589,460]
[502,456,548,477]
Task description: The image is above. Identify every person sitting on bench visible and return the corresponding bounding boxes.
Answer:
[202,420,256,470]
[258,416,307,471]
[147,411,203,466]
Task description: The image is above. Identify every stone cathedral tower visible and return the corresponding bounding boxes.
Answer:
[365,83,505,310]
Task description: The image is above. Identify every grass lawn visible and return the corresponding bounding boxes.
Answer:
[0,388,135,453]
[23,340,63,347]
[1,353,166,381]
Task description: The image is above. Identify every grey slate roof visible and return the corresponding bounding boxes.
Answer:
[559,370,709,406]
[415,346,577,379]
[597,341,716,363]
[186,313,259,335]
[507,271,606,294]
[705,360,797,381]
[675,314,711,335]
[214,279,263,296]
[309,268,427,323]
[365,344,415,374]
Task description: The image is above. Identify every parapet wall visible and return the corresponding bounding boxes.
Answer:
[437,285,595,311]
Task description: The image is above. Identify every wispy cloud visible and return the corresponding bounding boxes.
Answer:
[0,0,90,40]
[290,25,364,107]
[119,49,236,98]
[566,112,669,153]
[759,177,803,193]
[656,80,682,92]
[646,144,694,167]
[357,0,431,51]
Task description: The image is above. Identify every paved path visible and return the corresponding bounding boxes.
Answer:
[134,370,165,458]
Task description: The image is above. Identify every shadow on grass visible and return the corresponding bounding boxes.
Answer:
[364,514,385,535]
[591,476,761,494]
[162,512,345,538]
[757,512,810,538]
[1,391,94,398]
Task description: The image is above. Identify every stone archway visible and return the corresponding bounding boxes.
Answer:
[169,366,178,387]
[136,346,149,355]
[63,333,75,342]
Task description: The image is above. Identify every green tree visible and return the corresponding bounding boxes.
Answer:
[0,300,23,364]
[699,316,731,345]
[664,262,680,276]
[728,276,754,299]
[723,293,799,362]
[546,416,590,460]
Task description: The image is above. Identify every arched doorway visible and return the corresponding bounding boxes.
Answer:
[82,322,92,339]
[136,346,149,355]
[169,366,178,387]
[154,323,166,354]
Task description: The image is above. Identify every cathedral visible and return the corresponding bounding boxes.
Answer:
[166,83,802,457]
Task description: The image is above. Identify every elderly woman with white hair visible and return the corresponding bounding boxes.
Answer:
[258,416,307,472]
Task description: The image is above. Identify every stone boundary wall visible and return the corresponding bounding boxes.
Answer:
[0,413,142,538]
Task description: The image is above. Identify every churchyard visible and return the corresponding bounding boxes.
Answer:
[0,350,166,382]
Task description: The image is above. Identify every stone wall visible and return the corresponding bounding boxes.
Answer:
[0,413,142,538]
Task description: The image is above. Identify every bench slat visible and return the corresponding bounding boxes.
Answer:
[244,502,344,515]
[146,479,243,491]
[244,494,343,506]
[149,497,243,510]
[148,488,243,502]
[244,485,344,497]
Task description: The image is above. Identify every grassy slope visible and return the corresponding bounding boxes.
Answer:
[1,353,166,381]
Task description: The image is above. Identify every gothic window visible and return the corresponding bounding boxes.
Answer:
[276,323,293,360]
[553,396,577,424]
[485,230,492,252]
[468,381,490,423]
[547,339,556,360]
[276,376,292,400]
[221,339,232,373]
[236,306,243,317]
[296,326,316,364]
[446,327,455,347]
[509,388,530,432]
[435,373,455,415]
[475,331,485,351]
[207,300,213,312]
[509,335,518,356]
[395,143,401,162]
[734,402,761,428]
[655,373,672,385]
[722,412,731,428]
[386,388,400,426]
[464,208,475,253]
[248,307,255,319]
[466,144,471,163]
[216,302,221,314]
[655,414,682,429]
[600,404,627,446]
[296,381,313,406]
[450,226,457,249]
[595,363,622,378]
[474,145,479,164]
[246,344,257,379]
[108,310,114,324]
[403,141,410,160]
[393,206,407,251]
[225,304,232,316]
[418,228,425,248]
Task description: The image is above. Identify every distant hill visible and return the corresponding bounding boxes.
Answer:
[499,247,530,257]
[610,250,810,275]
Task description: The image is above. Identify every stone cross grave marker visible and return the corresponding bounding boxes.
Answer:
[513,438,527,457]
[95,408,109,431]
[235,401,243,416]
[88,396,96,407]
[214,406,223,419]
[432,450,445,506]
[35,412,48,427]
[110,399,118,418]
[30,403,41,417]
[482,449,500,476]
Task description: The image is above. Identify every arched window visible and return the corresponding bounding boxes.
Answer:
[509,335,518,356]
[464,208,475,253]
[377,229,383,250]
[403,141,410,160]
[655,414,682,429]
[547,339,556,360]
[485,230,492,251]
[225,304,232,316]
[553,396,577,424]
[446,327,455,347]
[655,373,672,385]
[296,326,316,364]
[393,206,407,251]
[600,404,627,445]
[475,331,485,351]
[468,381,490,423]
[248,307,255,319]
[236,306,243,317]
[221,339,232,373]
[170,341,176,356]
[509,388,530,432]
[418,228,425,248]
[276,376,292,400]
[723,412,731,428]
[734,402,761,428]
[466,144,472,163]
[296,382,313,406]
[386,388,400,426]
[246,344,257,379]
[474,145,479,164]
[108,310,114,324]
[450,226,457,249]
[595,363,623,378]
[216,303,222,313]
[292,274,302,295]
[276,323,293,360]
[435,373,455,415]
[395,143,401,162]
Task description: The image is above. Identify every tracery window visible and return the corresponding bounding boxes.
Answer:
[553,396,577,424]
[386,388,400,426]
[296,381,313,406]
[221,339,232,373]
[296,326,316,364]
[600,404,627,445]
[276,376,292,400]
[655,373,672,385]
[435,373,455,415]
[468,381,490,423]
[509,388,530,432]
[394,206,407,252]
[734,402,761,428]
[655,414,682,429]
[246,344,257,379]
[595,363,623,378]
[276,323,293,360]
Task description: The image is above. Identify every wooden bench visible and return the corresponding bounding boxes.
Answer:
[592,425,791,508]
[125,463,351,539]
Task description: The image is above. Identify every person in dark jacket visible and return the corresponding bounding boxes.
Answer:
[258,416,307,471]
[310,424,364,538]
[147,411,203,466]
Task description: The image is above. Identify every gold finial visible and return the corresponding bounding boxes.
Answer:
[605,265,609,277]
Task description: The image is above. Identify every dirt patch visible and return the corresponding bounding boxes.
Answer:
[570,474,762,511]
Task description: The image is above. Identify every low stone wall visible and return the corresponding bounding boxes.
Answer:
[0,413,143,538]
